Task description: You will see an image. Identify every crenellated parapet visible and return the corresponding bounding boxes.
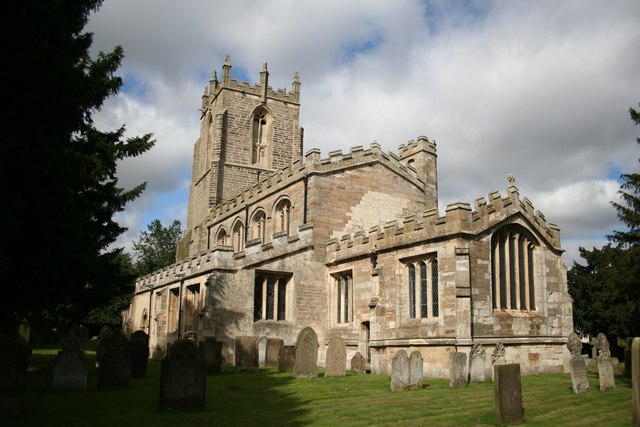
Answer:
[326,185,562,264]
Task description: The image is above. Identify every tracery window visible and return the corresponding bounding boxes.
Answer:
[251,108,271,166]
[333,271,353,324]
[491,225,536,311]
[407,256,439,319]
[253,272,289,321]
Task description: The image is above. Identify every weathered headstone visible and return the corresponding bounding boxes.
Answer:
[450,352,468,388]
[470,344,486,382]
[596,333,615,391]
[95,325,113,367]
[16,319,31,344]
[390,350,410,392]
[624,337,633,378]
[491,342,507,380]
[200,337,222,375]
[52,324,87,392]
[278,345,296,373]
[182,331,198,342]
[325,337,347,377]
[129,330,150,378]
[235,336,259,373]
[567,332,589,393]
[258,336,268,366]
[159,339,206,412]
[0,335,32,419]
[494,363,524,425]
[293,326,319,378]
[351,352,366,373]
[632,337,639,427]
[265,338,284,367]
[408,351,423,389]
[97,328,131,389]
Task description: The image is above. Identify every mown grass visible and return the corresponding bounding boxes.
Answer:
[6,345,632,427]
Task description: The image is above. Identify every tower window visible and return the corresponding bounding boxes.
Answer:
[251,108,271,166]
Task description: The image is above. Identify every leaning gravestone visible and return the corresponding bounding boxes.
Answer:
[235,336,259,373]
[52,324,87,392]
[265,338,284,367]
[159,339,206,412]
[470,344,486,382]
[491,342,507,381]
[0,335,32,419]
[325,337,347,377]
[97,328,131,389]
[494,364,524,425]
[351,352,367,373]
[200,337,222,375]
[567,332,589,393]
[293,327,319,378]
[450,352,468,388]
[632,337,639,427]
[596,333,615,391]
[129,330,150,378]
[408,351,424,389]
[278,345,296,373]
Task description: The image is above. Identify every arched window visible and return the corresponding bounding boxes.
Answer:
[216,227,228,246]
[251,107,271,166]
[251,209,267,243]
[274,198,291,235]
[232,221,244,253]
[491,225,537,311]
[407,256,439,319]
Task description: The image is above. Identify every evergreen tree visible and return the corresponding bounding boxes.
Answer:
[133,220,184,276]
[0,0,154,332]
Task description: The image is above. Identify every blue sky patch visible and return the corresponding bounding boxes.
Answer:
[122,74,151,99]
[339,29,385,64]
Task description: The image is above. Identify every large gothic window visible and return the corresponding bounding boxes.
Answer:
[491,225,537,311]
[251,108,271,166]
[407,256,439,319]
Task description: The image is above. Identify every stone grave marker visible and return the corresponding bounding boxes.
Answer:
[491,342,507,381]
[235,336,259,373]
[390,350,410,392]
[182,331,198,342]
[278,345,296,373]
[624,337,633,378]
[494,363,524,425]
[97,328,131,389]
[470,344,486,382]
[159,339,206,412]
[129,330,150,378]
[293,326,319,378]
[449,352,468,388]
[258,336,268,367]
[266,338,284,367]
[16,319,31,344]
[408,351,423,390]
[52,324,87,392]
[351,352,366,373]
[200,337,222,375]
[632,337,639,427]
[325,337,347,377]
[567,332,589,393]
[596,333,615,391]
[0,334,32,419]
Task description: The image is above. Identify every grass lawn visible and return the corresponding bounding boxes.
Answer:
[6,344,632,427]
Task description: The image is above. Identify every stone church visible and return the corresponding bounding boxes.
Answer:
[124,56,573,377]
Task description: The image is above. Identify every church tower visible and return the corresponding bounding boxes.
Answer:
[182,56,303,250]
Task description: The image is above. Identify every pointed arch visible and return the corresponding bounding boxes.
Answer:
[251,106,272,166]
[250,208,267,243]
[273,196,292,236]
[215,226,228,247]
[231,219,245,253]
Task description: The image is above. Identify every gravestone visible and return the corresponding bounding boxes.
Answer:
[258,336,268,366]
[596,333,615,391]
[235,336,259,373]
[632,337,639,427]
[129,330,150,378]
[97,328,131,389]
[325,337,347,377]
[491,342,507,380]
[266,338,284,367]
[351,352,366,373]
[278,345,296,373]
[494,364,524,425]
[200,337,222,375]
[408,351,423,390]
[567,332,589,393]
[470,344,486,382]
[624,337,633,378]
[95,325,113,367]
[293,326,319,378]
[52,324,87,392]
[182,331,198,342]
[159,339,206,412]
[16,319,31,344]
[0,335,32,419]
[450,352,468,388]
[390,350,410,392]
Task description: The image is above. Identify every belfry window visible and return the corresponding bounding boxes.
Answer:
[254,272,290,321]
[251,108,271,166]
[407,256,439,319]
[333,271,353,324]
[491,225,536,311]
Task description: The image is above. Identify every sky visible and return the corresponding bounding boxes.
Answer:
[86,0,640,266]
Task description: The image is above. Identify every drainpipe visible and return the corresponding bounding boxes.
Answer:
[303,174,308,224]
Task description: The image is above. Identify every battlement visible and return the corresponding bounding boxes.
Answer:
[326,185,562,263]
[201,55,300,111]
[398,135,437,158]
